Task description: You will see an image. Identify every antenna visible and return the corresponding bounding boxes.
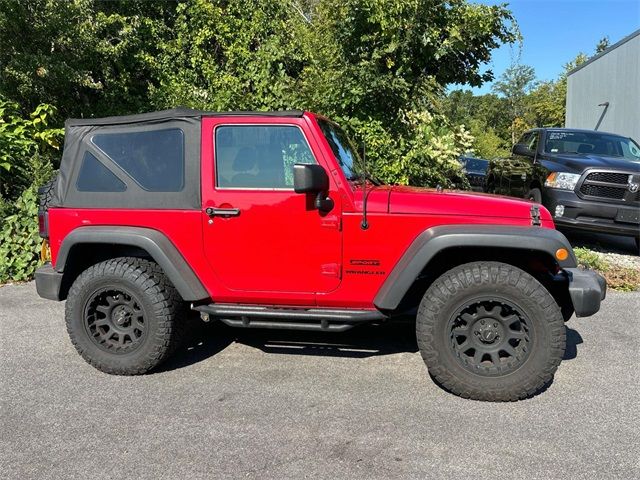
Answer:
[360,141,369,230]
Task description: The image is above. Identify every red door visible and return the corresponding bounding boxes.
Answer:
[201,117,342,300]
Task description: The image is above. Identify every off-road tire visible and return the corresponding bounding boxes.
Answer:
[416,261,565,401]
[65,257,185,375]
[38,175,57,212]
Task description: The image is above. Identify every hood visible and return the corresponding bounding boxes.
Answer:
[388,186,551,221]
[543,154,640,173]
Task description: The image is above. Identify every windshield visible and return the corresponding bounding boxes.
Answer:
[317,118,362,182]
[459,157,489,172]
[545,130,640,161]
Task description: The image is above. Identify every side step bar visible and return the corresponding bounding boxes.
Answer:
[192,304,387,332]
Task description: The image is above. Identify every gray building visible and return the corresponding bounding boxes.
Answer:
[566,29,640,141]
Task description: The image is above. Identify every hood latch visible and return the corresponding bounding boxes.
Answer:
[530,205,541,226]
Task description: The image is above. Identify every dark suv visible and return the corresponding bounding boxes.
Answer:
[487,128,640,248]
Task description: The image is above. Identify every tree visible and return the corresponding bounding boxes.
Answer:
[442,90,511,158]
[595,36,610,53]
[0,0,518,188]
[0,0,175,119]
[492,63,537,143]
[525,52,588,128]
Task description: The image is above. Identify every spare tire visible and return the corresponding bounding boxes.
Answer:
[38,175,57,213]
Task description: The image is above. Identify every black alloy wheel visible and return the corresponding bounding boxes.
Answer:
[84,288,146,353]
[416,261,566,401]
[448,298,532,376]
[65,257,184,375]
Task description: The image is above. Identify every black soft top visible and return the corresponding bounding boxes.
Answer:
[53,107,304,210]
[65,108,304,127]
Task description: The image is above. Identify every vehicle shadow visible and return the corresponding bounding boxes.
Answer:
[156,317,235,372]
[159,318,419,372]
[160,317,583,372]
[234,320,419,358]
[563,326,584,361]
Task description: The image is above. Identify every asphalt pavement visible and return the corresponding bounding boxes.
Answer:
[1,282,639,480]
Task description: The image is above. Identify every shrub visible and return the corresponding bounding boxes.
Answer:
[0,186,41,283]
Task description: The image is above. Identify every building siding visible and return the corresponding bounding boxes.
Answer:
[566,31,640,141]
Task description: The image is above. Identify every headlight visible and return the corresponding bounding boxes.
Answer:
[544,172,580,190]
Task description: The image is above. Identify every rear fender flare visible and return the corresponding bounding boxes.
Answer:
[55,226,209,302]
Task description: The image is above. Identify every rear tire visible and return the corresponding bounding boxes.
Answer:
[416,261,565,401]
[65,257,185,375]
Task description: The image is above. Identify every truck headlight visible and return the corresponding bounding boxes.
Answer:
[544,172,580,190]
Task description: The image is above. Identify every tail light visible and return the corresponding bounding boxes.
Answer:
[38,209,49,238]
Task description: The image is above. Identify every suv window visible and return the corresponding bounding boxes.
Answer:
[215,125,315,189]
[516,133,532,146]
[516,132,538,151]
[92,129,185,191]
[76,152,127,192]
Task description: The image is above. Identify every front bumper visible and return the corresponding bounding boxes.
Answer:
[565,267,606,317]
[35,263,63,301]
[543,189,640,237]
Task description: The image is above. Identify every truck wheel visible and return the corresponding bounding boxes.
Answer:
[65,257,185,375]
[416,261,565,401]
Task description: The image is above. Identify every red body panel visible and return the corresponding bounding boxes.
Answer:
[49,112,556,309]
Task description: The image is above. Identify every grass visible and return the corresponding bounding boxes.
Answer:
[574,246,640,292]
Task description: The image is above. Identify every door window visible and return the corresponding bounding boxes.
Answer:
[215,125,316,189]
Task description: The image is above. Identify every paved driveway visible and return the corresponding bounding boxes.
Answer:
[1,282,638,479]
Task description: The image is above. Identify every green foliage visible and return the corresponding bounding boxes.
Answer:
[0,99,58,284]
[350,111,473,187]
[445,49,591,154]
[0,186,41,283]
[443,91,511,158]
[574,247,608,271]
[0,0,174,119]
[595,36,610,53]
[0,96,60,201]
[467,120,509,159]
[0,0,519,282]
[492,63,537,143]
[574,247,640,292]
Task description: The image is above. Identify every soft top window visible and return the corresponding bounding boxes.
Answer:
[76,152,127,192]
[92,129,185,191]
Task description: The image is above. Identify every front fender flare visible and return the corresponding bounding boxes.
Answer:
[374,225,576,310]
[55,226,209,302]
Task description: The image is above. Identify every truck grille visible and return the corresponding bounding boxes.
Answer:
[580,184,626,200]
[583,172,629,184]
[578,170,640,204]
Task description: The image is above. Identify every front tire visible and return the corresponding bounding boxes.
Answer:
[416,261,565,401]
[65,257,184,375]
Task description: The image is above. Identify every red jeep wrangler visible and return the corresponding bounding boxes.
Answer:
[35,108,605,401]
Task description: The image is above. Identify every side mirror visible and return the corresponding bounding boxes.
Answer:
[512,143,534,157]
[293,164,334,212]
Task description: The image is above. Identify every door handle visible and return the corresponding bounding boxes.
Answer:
[205,207,241,217]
